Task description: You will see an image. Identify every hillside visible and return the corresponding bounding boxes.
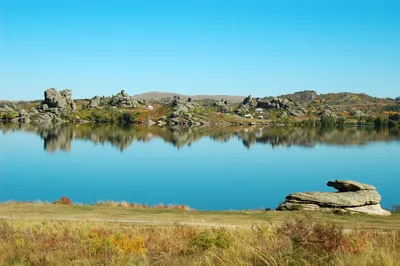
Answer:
[132,91,245,103]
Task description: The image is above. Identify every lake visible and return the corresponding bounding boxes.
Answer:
[0,123,399,210]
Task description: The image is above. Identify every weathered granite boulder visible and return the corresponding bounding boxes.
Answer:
[243,95,257,108]
[88,96,101,109]
[43,88,67,109]
[277,180,390,216]
[256,97,307,117]
[345,204,391,216]
[109,90,134,108]
[327,180,376,192]
[42,88,76,112]
[277,202,320,211]
[60,89,76,111]
[286,190,381,207]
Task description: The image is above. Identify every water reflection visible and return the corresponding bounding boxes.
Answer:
[1,123,399,152]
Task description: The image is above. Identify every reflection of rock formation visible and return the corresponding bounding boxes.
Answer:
[0,123,399,152]
[38,125,74,152]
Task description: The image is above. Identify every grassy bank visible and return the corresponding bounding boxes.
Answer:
[0,203,399,265]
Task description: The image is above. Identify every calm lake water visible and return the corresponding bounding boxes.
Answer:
[1,123,399,210]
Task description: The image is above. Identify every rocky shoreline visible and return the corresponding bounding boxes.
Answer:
[277,180,391,216]
[1,88,399,127]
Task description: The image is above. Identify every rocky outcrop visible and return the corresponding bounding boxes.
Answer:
[243,95,257,108]
[60,89,76,111]
[286,190,381,207]
[238,96,307,117]
[109,90,136,108]
[42,88,76,112]
[257,97,307,117]
[277,180,390,216]
[40,88,76,112]
[88,96,101,109]
[168,96,204,126]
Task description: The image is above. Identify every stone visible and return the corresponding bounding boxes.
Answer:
[109,91,133,107]
[345,204,391,216]
[43,88,75,112]
[327,180,376,192]
[243,95,257,107]
[88,96,101,109]
[44,88,67,109]
[286,190,381,207]
[277,202,320,211]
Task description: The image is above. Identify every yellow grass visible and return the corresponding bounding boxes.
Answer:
[0,210,399,265]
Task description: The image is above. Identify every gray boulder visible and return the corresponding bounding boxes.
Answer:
[88,96,101,109]
[60,89,76,111]
[42,88,76,112]
[327,180,376,192]
[286,190,381,207]
[44,88,67,109]
[109,90,134,108]
[277,202,320,211]
[345,204,391,216]
[243,95,257,107]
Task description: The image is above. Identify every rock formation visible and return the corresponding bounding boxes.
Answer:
[238,96,307,117]
[109,90,136,108]
[88,96,101,109]
[41,88,76,113]
[277,180,391,216]
[256,97,307,117]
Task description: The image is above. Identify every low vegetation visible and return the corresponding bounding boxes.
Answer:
[0,212,399,265]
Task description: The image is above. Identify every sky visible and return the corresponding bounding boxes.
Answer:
[0,0,399,100]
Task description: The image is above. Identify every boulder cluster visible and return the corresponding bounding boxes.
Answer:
[169,96,204,126]
[109,90,137,108]
[41,88,76,112]
[237,95,307,117]
[277,180,391,216]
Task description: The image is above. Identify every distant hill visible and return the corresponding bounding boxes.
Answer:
[132,92,245,103]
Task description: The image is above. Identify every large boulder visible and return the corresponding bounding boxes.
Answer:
[109,90,134,108]
[43,88,67,109]
[60,89,76,111]
[286,190,381,207]
[277,202,320,211]
[345,204,391,216]
[277,180,390,216]
[88,96,101,109]
[243,95,257,108]
[327,180,376,192]
[42,88,75,112]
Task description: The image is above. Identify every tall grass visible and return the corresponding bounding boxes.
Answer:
[2,197,193,211]
[0,214,398,265]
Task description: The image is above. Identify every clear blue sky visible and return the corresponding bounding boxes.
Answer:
[1,0,399,100]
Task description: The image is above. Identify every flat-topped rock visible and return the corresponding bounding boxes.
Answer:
[277,202,320,211]
[327,180,376,192]
[286,190,381,207]
[345,204,391,216]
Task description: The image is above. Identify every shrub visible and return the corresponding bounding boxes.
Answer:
[374,116,388,128]
[189,229,231,250]
[117,112,135,124]
[278,214,345,254]
[336,117,345,127]
[388,114,400,128]
[320,115,336,127]
[111,234,146,255]
[53,196,72,205]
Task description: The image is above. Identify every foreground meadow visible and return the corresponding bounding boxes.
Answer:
[0,202,399,265]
